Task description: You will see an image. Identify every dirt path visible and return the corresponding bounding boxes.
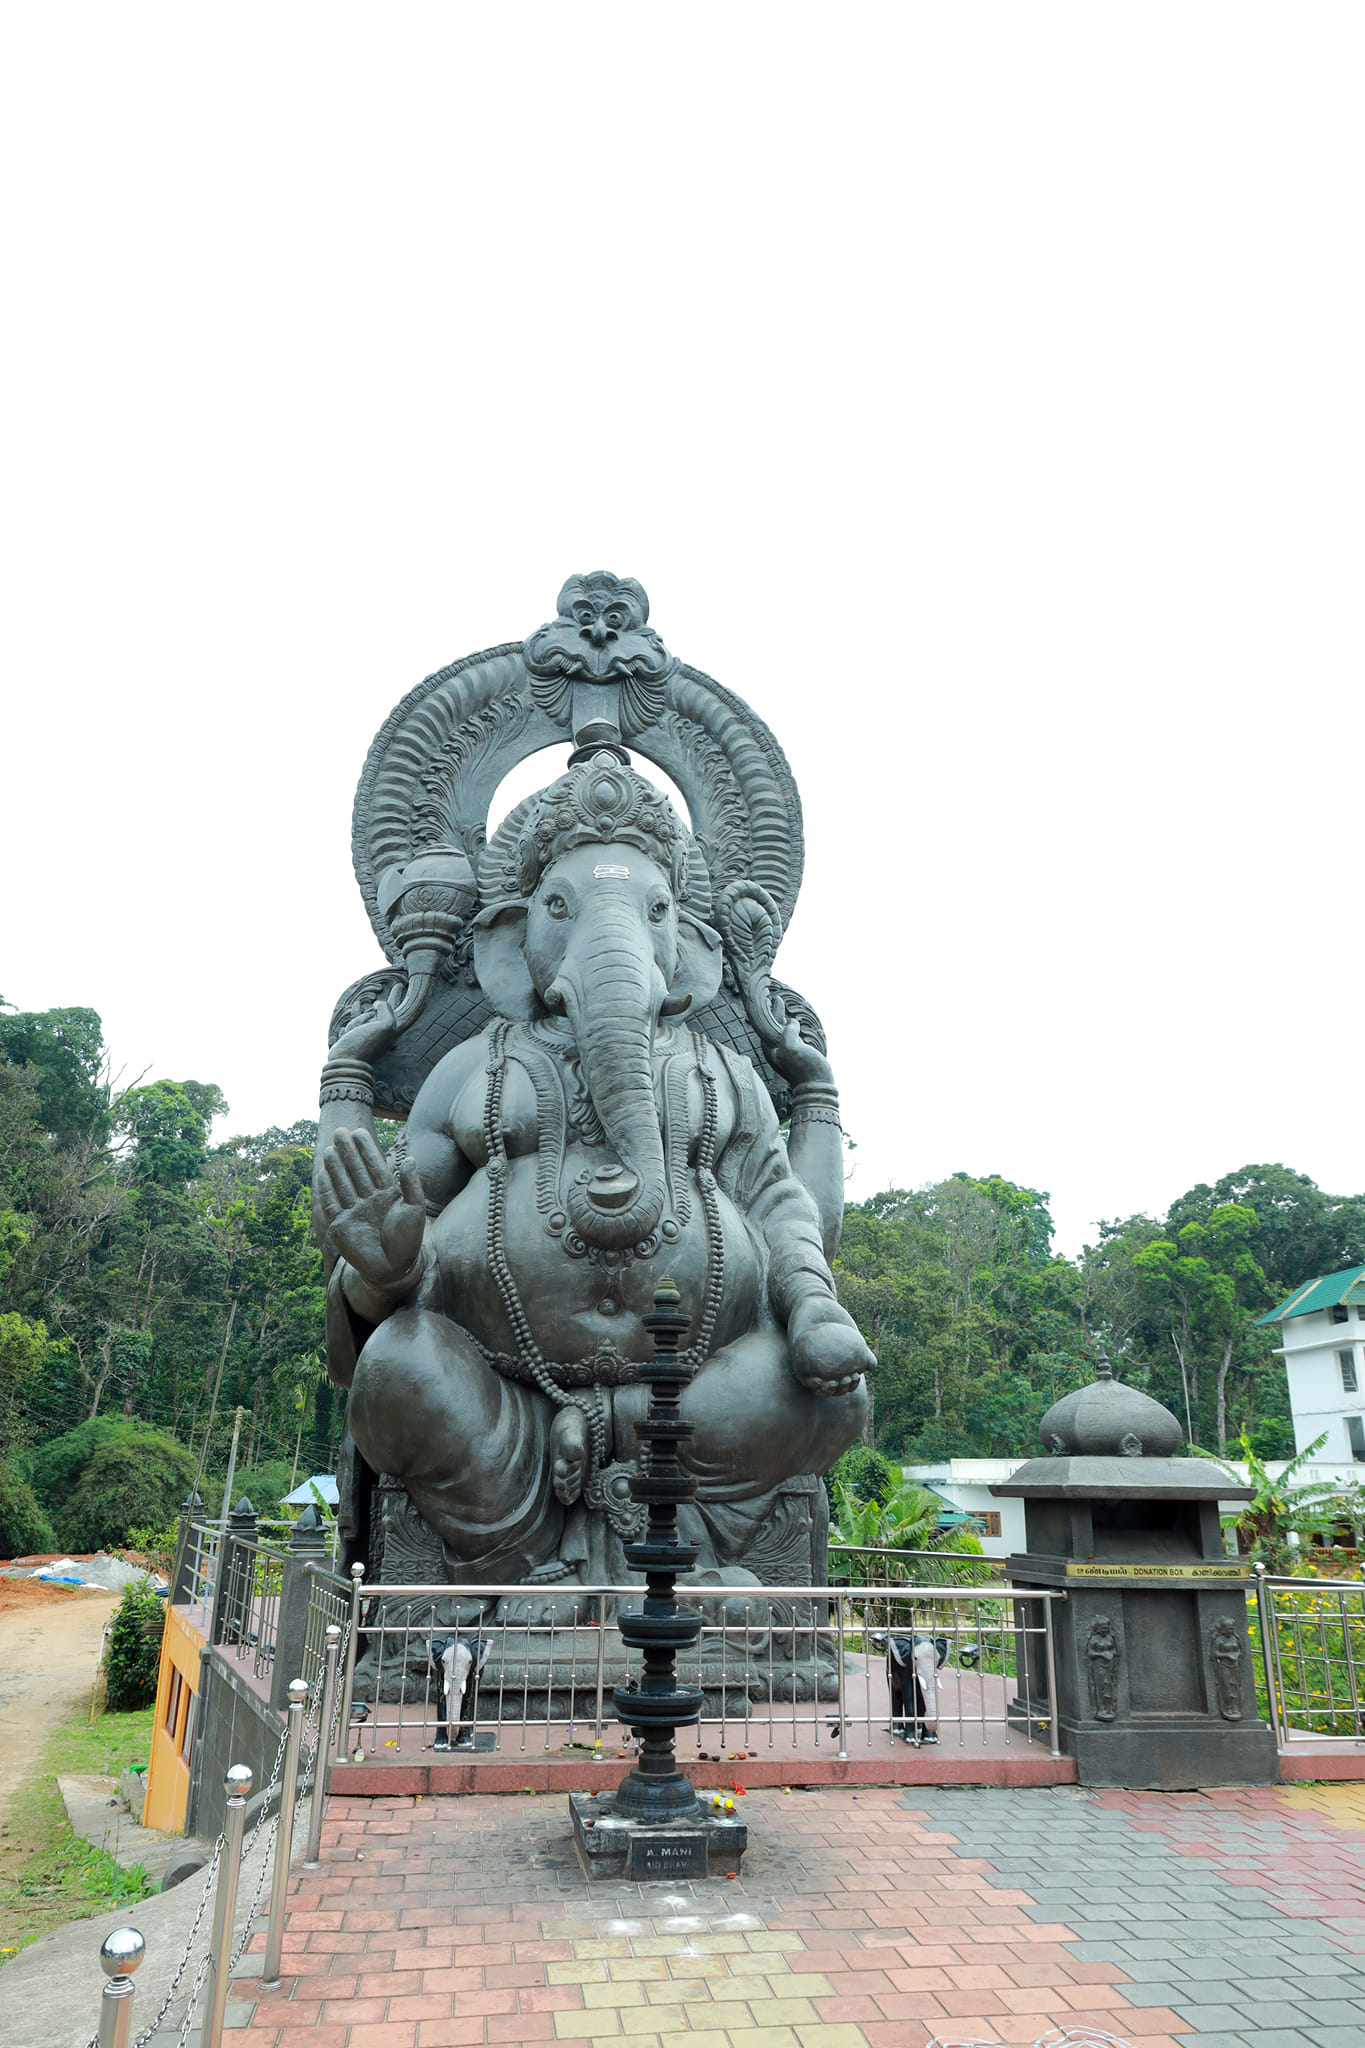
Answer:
[0,1580,118,1821]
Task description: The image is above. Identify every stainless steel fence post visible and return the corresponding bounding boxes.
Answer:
[305,1626,343,1867]
[204,1764,252,2048]
[593,1590,608,1750]
[1339,1583,1362,1733]
[834,1596,848,1762]
[96,1928,145,2048]
[1253,1563,1282,1744]
[337,1563,365,1763]
[1041,1595,1062,1760]
[262,1678,310,1986]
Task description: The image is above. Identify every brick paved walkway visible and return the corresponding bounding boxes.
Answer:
[224,1784,1365,2048]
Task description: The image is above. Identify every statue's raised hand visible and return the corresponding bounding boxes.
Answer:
[326,989,403,1069]
[788,1297,875,1398]
[316,1128,426,1295]
[766,1002,835,1091]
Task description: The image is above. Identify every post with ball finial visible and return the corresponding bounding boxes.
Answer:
[96,1928,145,2048]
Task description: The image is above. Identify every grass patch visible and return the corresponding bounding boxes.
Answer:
[0,1697,157,1964]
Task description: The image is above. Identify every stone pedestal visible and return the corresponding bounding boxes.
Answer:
[994,1455,1278,1788]
[570,1790,748,1881]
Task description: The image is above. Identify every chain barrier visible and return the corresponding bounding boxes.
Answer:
[87,1637,348,2048]
[228,1810,282,1972]
[317,1617,352,1758]
[80,1833,225,2048]
[239,1718,291,1863]
[229,1655,331,1973]
[172,1945,216,2048]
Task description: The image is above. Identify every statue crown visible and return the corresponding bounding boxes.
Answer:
[516,754,688,898]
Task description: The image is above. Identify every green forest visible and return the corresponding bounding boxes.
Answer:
[3,999,1363,1558]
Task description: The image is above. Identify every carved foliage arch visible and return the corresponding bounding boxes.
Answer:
[342,591,817,1117]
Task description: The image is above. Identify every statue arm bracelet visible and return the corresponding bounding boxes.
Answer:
[320,1056,375,1108]
[788,1081,841,1129]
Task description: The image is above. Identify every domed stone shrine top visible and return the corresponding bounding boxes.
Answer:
[994,1347,1251,1502]
[1038,1346,1184,1460]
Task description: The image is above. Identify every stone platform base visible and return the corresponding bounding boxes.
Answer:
[1279,1741,1365,1779]
[1061,1714,1279,1788]
[329,1741,1079,1796]
[568,1789,748,1880]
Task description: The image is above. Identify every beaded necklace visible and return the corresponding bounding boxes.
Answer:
[478,1020,727,1474]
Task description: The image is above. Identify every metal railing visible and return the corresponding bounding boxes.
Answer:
[217,1539,284,1679]
[326,1573,1064,1763]
[827,1543,1006,1587]
[1254,1567,1365,1744]
[172,1519,221,1613]
[301,1563,351,1686]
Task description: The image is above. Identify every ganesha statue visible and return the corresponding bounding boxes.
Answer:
[313,575,872,1688]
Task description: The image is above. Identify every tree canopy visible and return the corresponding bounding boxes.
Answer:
[0,1005,335,1544]
[1,995,1358,1553]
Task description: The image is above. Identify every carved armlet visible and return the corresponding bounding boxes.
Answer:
[788,1080,841,1129]
[320,1056,375,1108]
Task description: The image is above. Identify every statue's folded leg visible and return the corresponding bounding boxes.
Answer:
[348,1309,564,1579]
[615,1327,870,1505]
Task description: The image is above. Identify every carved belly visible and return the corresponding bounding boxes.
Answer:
[429,1152,760,1380]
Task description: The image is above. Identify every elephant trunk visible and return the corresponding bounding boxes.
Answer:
[554,916,670,1252]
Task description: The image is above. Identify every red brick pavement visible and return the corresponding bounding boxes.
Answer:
[217,1782,1365,2046]
[226,1788,1180,2048]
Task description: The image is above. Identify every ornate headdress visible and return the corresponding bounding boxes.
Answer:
[514,754,689,900]
[334,572,826,1116]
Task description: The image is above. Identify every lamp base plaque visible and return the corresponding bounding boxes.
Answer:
[569,1791,748,1882]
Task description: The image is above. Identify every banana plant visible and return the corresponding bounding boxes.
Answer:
[827,1474,983,1584]
[1190,1430,1343,1570]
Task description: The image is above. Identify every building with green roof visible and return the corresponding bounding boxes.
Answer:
[1258,1263,1365,1460]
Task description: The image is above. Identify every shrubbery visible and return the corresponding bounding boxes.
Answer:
[229,1459,296,1514]
[54,1431,198,1553]
[104,1580,166,1711]
[825,1444,898,1508]
[0,1457,56,1557]
[30,1416,167,1513]
[125,1519,179,1574]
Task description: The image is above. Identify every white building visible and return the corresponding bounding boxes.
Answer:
[1258,1262,1365,1464]
[904,1460,1030,1558]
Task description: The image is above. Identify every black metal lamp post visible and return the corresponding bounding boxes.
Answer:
[611,1276,705,1825]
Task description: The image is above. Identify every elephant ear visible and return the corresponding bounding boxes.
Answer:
[668,910,724,1014]
[471,900,535,1021]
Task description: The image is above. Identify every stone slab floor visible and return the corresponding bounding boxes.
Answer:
[220,1783,1365,2048]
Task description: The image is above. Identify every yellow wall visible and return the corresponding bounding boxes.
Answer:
[143,1603,206,1833]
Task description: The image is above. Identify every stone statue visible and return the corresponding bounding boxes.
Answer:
[1209,1615,1244,1720]
[312,575,872,1644]
[1085,1613,1120,1722]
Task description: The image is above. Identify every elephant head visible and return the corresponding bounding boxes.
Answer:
[472,757,722,1250]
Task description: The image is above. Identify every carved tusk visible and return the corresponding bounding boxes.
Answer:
[390,971,436,1032]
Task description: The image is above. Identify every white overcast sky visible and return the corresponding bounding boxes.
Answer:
[2,6,1361,1257]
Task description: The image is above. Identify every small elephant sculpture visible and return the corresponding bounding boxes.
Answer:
[428,1633,490,1749]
